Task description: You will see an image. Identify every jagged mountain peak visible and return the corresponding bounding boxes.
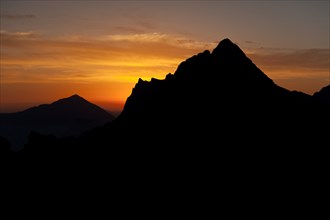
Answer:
[212,38,247,60]
[214,38,235,49]
[120,38,285,121]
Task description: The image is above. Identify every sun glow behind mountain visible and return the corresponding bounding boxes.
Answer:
[1,1,329,113]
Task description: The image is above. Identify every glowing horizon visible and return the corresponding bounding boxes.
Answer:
[1,1,329,113]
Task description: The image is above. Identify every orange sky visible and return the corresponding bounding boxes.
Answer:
[1,1,329,113]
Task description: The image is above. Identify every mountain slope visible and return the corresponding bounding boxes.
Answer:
[6,38,329,204]
[0,94,115,151]
[12,38,330,175]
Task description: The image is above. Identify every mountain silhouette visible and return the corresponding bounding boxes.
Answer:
[5,39,329,202]
[117,38,319,145]
[0,94,114,151]
[18,39,328,157]
[313,84,330,104]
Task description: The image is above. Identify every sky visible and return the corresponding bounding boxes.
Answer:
[1,0,329,114]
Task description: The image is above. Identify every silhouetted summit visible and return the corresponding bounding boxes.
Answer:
[212,38,247,60]
[0,94,114,151]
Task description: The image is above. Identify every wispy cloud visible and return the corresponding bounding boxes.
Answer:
[1,14,36,20]
[114,19,155,34]
[105,33,169,42]
[247,48,330,78]
[103,33,216,50]
[1,30,328,96]
[1,31,208,85]
[0,30,40,39]
[244,47,330,94]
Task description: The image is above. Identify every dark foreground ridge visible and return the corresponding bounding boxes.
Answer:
[2,39,329,202]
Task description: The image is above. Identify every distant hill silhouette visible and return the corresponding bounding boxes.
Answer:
[5,39,329,201]
[0,94,115,151]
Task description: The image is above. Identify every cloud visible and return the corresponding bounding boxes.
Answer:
[102,33,216,50]
[1,31,210,84]
[104,33,168,42]
[1,30,328,96]
[114,21,155,34]
[1,31,329,109]
[243,47,330,94]
[247,48,330,78]
[2,14,36,20]
[112,18,156,34]
[0,30,39,39]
